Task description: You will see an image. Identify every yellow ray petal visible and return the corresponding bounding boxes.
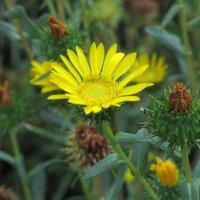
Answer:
[84,105,102,115]
[67,49,85,78]
[51,63,78,87]
[41,85,58,93]
[76,46,90,76]
[118,65,149,90]
[113,52,136,81]
[90,42,98,76]
[101,44,117,75]
[106,53,125,79]
[119,83,153,96]
[96,43,105,75]
[60,55,81,82]
[110,96,140,105]
[47,94,68,100]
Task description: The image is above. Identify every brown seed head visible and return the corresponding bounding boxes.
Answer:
[48,16,68,39]
[75,124,112,165]
[169,83,192,113]
[0,186,18,200]
[0,81,12,105]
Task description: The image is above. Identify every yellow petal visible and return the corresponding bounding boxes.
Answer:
[84,105,102,114]
[118,65,149,90]
[60,55,81,82]
[110,96,140,105]
[119,83,153,96]
[113,52,136,81]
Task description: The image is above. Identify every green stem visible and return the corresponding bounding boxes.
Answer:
[4,0,33,61]
[9,128,32,200]
[181,144,192,182]
[102,122,158,200]
[78,168,92,200]
[56,0,66,22]
[177,0,196,89]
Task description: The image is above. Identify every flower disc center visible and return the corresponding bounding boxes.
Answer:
[79,79,116,105]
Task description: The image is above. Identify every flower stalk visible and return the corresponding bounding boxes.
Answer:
[181,144,192,182]
[9,128,32,200]
[102,121,158,200]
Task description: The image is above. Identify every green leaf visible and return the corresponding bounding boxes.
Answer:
[22,123,65,144]
[115,128,150,143]
[0,151,15,165]
[83,153,123,180]
[188,16,200,30]
[0,21,20,43]
[28,159,62,180]
[31,170,46,200]
[3,5,42,38]
[145,26,184,55]
[161,4,183,28]
[191,179,200,200]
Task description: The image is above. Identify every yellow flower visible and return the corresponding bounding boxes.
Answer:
[48,43,153,114]
[130,53,167,83]
[124,169,135,184]
[150,157,179,187]
[30,60,58,93]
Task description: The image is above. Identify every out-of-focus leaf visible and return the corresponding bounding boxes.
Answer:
[65,196,85,200]
[188,16,200,30]
[106,165,125,200]
[179,182,191,200]
[115,128,150,143]
[191,179,200,200]
[28,159,62,180]
[52,172,74,200]
[0,151,15,165]
[83,153,123,180]
[0,21,20,43]
[22,123,65,144]
[145,26,184,55]
[3,5,42,38]
[161,4,183,28]
[31,170,46,200]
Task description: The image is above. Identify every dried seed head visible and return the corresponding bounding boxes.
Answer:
[48,16,68,39]
[169,83,192,113]
[75,124,112,166]
[0,81,12,105]
[0,186,18,200]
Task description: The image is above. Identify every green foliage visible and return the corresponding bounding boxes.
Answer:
[146,90,200,148]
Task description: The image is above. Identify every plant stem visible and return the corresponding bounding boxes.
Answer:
[177,0,196,89]
[4,0,33,61]
[9,128,32,200]
[78,168,92,200]
[56,0,66,22]
[181,144,192,182]
[102,122,158,200]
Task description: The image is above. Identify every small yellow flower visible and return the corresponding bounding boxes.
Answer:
[30,60,58,93]
[130,53,167,83]
[150,157,179,187]
[124,169,135,184]
[48,43,153,114]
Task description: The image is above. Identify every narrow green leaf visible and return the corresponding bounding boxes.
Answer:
[188,16,200,30]
[0,21,20,43]
[28,159,62,180]
[22,123,65,144]
[31,170,46,200]
[83,153,123,180]
[194,157,200,178]
[191,179,200,200]
[0,151,15,165]
[145,26,184,55]
[115,128,150,143]
[161,4,183,28]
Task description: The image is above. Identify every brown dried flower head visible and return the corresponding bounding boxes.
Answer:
[48,16,68,39]
[75,124,112,166]
[0,81,12,105]
[0,186,18,200]
[169,83,192,113]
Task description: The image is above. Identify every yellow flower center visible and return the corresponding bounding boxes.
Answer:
[79,78,116,106]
